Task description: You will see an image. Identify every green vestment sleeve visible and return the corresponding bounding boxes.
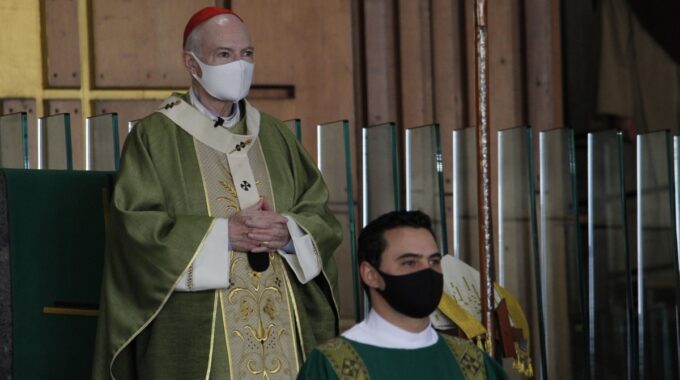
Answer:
[484,355,510,380]
[295,349,340,380]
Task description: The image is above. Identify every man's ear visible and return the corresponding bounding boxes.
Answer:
[360,261,382,290]
[182,51,201,77]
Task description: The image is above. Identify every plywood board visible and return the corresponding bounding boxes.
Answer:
[91,0,212,88]
[363,0,400,126]
[232,0,355,156]
[397,0,434,128]
[43,0,81,88]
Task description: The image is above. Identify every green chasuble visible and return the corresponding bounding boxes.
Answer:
[92,94,342,380]
[297,335,509,380]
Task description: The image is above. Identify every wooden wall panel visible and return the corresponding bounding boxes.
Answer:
[2,99,38,169]
[43,0,80,88]
[525,0,563,132]
[432,0,467,131]
[464,0,478,128]
[397,0,434,129]
[46,100,82,169]
[232,0,355,153]
[363,0,400,125]
[91,0,213,88]
[488,0,524,130]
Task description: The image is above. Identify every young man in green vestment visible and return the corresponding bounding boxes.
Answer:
[92,6,342,380]
[297,211,508,380]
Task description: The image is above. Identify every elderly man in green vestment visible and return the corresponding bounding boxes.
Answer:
[92,6,341,380]
[297,211,507,380]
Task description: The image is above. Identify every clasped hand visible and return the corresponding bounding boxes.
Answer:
[228,197,291,253]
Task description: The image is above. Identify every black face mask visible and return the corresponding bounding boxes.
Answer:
[376,267,444,318]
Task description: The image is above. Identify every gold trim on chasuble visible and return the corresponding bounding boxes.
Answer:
[195,137,301,380]
[442,335,488,380]
[317,338,370,380]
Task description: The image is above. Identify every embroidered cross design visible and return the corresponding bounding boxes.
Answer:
[163,100,181,110]
[229,139,253,154]
[240,180,251,191]
[341,359,360,377]
[460,352,482,375]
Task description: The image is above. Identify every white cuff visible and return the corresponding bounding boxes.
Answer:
[176,218,231,291]
[277,215,321,284]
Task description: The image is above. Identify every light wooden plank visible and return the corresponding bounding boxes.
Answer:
[43,0,81,88]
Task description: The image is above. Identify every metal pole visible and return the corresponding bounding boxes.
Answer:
[474,0,496,355]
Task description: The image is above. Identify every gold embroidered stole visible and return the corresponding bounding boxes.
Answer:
[195,135,300,380]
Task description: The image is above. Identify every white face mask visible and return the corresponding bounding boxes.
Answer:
[191,52,254,102]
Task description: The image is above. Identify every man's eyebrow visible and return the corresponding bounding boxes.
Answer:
[395,252,442,260]
[214,46,254,53]
[395,253,422,260]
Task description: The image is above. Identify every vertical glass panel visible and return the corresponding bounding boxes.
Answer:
[38,113,73,170]
[0,112,29,168]
[86,113,120,171]
[362,122,400,225]
[2,99,37,169]
[587,129,634,380]
[46,101,82,169]
[497,126,532,288]
[636,131,679,380]
[405,124,448,254]
[452,127,479,267]
[317,120,361,323]
[283,118,302,142]
[539,128,587,379]
[497,126,545,374]
[94,99,158,148]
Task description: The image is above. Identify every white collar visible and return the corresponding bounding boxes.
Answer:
[189,87,240,128]
[341,309,439,349]
[156,95,261,154]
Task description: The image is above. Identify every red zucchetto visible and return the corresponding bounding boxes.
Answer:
[183,6,243,46]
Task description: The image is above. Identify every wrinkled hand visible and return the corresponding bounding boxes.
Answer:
[228,197,291,253]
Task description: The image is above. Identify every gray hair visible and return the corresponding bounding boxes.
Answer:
[184,14,235,59]
[184,26,203,57]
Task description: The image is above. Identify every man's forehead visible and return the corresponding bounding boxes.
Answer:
[382,227,438,256]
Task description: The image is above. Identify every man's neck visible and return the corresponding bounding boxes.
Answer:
[192,82,237,118]
[369,293,430,333]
